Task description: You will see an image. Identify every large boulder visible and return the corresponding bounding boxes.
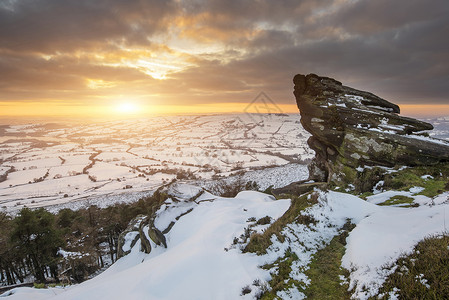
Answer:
[294,73,449,190]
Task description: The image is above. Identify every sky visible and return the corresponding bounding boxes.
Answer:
[0,0,448,118]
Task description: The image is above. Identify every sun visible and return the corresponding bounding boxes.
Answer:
[116,102,140,114]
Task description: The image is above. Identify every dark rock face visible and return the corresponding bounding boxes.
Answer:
[139,217,152,254]
[148,214,167,248]
[294,73,449,187]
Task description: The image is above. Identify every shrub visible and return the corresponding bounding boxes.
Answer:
[33,283,46,289]
[295,213,317,225]
[207,177,247,197]
[256,216,271,226]
[241,285,252,295]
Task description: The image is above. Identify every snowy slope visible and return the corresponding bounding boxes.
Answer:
[3,189,448,300]
[5,191,290,300]
[343,200,449,299]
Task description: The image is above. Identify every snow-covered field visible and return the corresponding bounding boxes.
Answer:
[425,116,449,141]
[0,114,313,213]
[3,187,448,300]
[1,114,445,214]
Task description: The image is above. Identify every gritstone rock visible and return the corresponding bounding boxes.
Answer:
[293,73,449,191]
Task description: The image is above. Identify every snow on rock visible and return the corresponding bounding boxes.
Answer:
[165,183,203,199]
[121,232,140,253]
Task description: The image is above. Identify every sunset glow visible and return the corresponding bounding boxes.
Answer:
[116,102,141,114]
[0,1,447,118]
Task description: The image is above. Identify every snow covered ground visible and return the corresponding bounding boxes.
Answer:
[426,116,449,141]
[342,196,449,299]
[0,114,312,213]
[2,187,448,300]
[2,190,292,300]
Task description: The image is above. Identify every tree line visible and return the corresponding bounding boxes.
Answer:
[0,191,168,286]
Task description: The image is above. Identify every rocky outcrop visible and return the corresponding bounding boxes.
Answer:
[148,215,167,248]
[117,215,147,258]
[117,213,167,258]
[294,73,449,190]
[139,217,152,254]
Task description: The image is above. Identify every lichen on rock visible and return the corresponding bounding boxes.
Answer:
[294,73,449,191]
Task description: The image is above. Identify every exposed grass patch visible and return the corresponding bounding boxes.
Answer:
[419,179,446,198]
[375,233,449,299]
[259,251,302,299]
[244,192,319,255]
[384,171,423,191]
[33,283,46,289]
[378,195,417,207]
[257,222,355,300]
[358,191,374,200]
[382,164,449,198]
[303,222,354,300]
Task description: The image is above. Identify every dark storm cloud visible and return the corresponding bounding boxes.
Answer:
[177,0,338,45]
[0,0,448,106]
[166,28,449,105]
[181,0,330,23]
[175,0,449,104]
[330,0,449,35]
[0,0,176,52]
[0,0,176,102]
